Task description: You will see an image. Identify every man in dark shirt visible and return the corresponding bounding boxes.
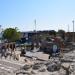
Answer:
[1,43,7,59]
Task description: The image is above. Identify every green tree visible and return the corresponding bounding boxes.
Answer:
[58,30,65,39]
[49,30,56,37]
[3,28,21,42]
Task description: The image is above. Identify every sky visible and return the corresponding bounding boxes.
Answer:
[0,0,75,32]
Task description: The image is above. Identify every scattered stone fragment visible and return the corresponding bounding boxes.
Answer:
[38,65,46,72]
[16,71,31,75]
[32,63,44,70]
[31,70,38,74]
[61,63,70,69]
[59,68,66,75]
[46,58,61,72]
[22,64,32,70]
[47,63,59,72]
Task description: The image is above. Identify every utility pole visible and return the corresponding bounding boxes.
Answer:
[34,19,37,47]
[68,24,69,32]
[34,19,36,31]
[0,25,1,35]
[72,20,74,42]
[34,19,37,39]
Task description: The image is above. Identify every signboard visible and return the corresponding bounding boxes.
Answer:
[53,44,58,53]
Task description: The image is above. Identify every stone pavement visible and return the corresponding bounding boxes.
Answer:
[0,57,25,75]
[25,51,49,61]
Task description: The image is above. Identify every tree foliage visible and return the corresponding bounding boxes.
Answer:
[49,30,56,36]
[58,30,65,39]
[3,28,21,42]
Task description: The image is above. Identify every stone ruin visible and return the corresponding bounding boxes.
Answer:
[15,57,75,75]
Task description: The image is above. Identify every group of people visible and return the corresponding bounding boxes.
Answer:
[0,43,16,59]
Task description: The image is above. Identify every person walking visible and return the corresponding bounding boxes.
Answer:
[1,43,7,59]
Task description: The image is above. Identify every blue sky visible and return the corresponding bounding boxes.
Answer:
[0,0,75,32]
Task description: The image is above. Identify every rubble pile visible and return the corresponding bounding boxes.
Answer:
[15,50,75,75]
[15,58,66,75]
